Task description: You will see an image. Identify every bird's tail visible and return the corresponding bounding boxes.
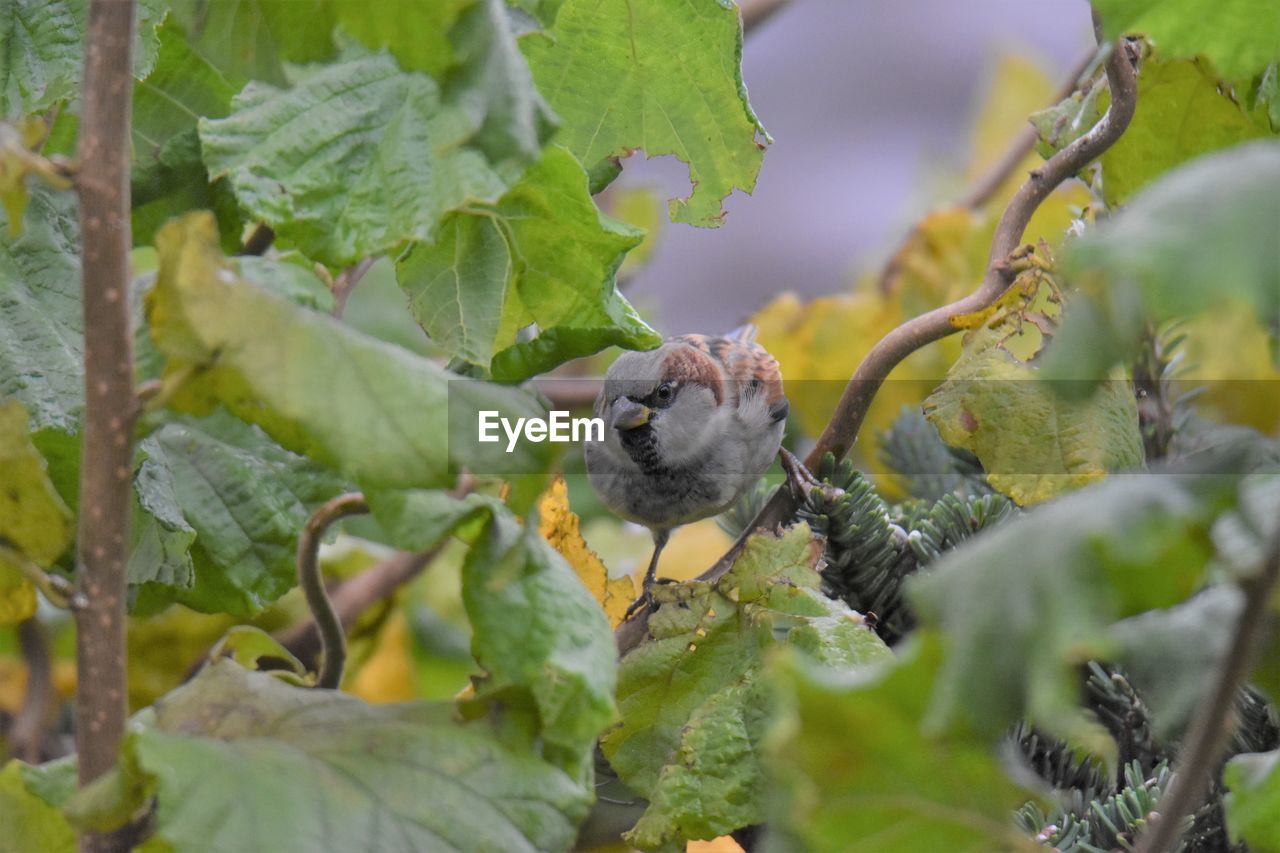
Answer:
[724,323,758,344]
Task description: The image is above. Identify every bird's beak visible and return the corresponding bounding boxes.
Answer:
[610,398,651,431]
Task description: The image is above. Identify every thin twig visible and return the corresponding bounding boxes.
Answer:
[618,15,1140,654]
[1134,531,1280,853]
[73,8,138,851]
[741,0,792,33]
[876,47,1098,295]
[297,493,370,689]
[239,223,275,256]
[0,543,77,609]
[9,618,53,764]
[279,546,443,669]
[331,257,378,319]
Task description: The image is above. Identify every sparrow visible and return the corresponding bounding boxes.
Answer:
[584,326,788,600]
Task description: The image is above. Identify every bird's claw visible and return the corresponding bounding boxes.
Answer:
[779,447,830,506]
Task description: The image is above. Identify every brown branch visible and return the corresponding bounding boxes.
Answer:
[741,0,792,34]
[278,546,443,669]
[618,14,1139,656]
[296,493,370,689]
[1134,531,1280,853]
[239,223,275,256]
[9,619,53,764]
[73,7,137,852]
[331,257,377,319]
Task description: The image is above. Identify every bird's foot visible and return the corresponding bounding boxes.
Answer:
[623,578,676,621]
[779,447,834,507]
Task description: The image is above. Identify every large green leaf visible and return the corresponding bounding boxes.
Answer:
[365,487,618,769]
[924,270,1143,505]
[0,184,82,439]
[523,0,768,225]
[131,411,350,618]
[766,636,1040,853]
[1225,748,1280,852]
[0,0,165,118]
[199,51,517,267]
[0,0,82,116]
[0,399,73,623]
[1100,58,1271,205]
[0,761,75,853]
[331,0,471,78]
[397,145,658,379]
[130,659,593,852]
[462,500,618,770]
[131,18,242,250]
[1093,0,1280,79]
[1049,140,1280,385]
[165,0,337,87]
[908,473,1235,738]
[600,525,891,850]
[144,212,557,498]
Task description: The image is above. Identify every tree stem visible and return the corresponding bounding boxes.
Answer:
[73,4,137,852]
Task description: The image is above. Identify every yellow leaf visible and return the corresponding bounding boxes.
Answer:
[965,54,1055,209]
[0,400,74,624]
[538,476,636,627]
[1176,301,1280,434]
[349,609,417,703]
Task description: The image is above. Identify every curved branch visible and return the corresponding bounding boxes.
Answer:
[297,493,370,689]
[618,15,1139,655]
[279,546,443,669]
[1134,531,1280,853]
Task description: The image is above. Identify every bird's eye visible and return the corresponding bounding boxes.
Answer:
[654,382,675,405]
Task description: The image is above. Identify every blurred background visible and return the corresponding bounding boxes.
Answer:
[617,0,1095,335]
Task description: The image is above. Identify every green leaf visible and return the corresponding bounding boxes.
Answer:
[524,0,768,225]
[463,501,618,770]
[199,52,513,267]
[601,525,891,850]
[0,0,165,117]
[1225,748,1280,852]
[144,212,557,496]
[332,0,471,78]
[0,0,82,116]
[0,184,83,440]
[1100,58,1271,205]
[444,0,557,166]
[0,761,75,853]
[131,18,243,250]
[766,635,1040,853]
[0,399,74,623]
[131,659,593,852]
[924,270,1143,505]
[1049,140,1280,384]
[1093,0,1280,79]
[908,473,1234,738]
[396,145,659,379]
[131,410,350,617]
[165,0,338,87]
[1107,585,1243,739]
